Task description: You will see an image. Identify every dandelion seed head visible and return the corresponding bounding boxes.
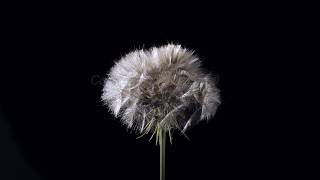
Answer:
[102,44,220,134]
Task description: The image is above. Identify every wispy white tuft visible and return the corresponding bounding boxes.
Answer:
[102,44,221,135]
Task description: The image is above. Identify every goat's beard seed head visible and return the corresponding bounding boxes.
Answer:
[102,44,220,135]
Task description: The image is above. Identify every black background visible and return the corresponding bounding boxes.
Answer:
[0,3,312,180]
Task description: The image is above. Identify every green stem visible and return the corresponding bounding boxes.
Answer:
[160,128,166,180]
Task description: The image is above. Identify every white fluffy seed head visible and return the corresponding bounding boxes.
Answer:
[102,44,220,134]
